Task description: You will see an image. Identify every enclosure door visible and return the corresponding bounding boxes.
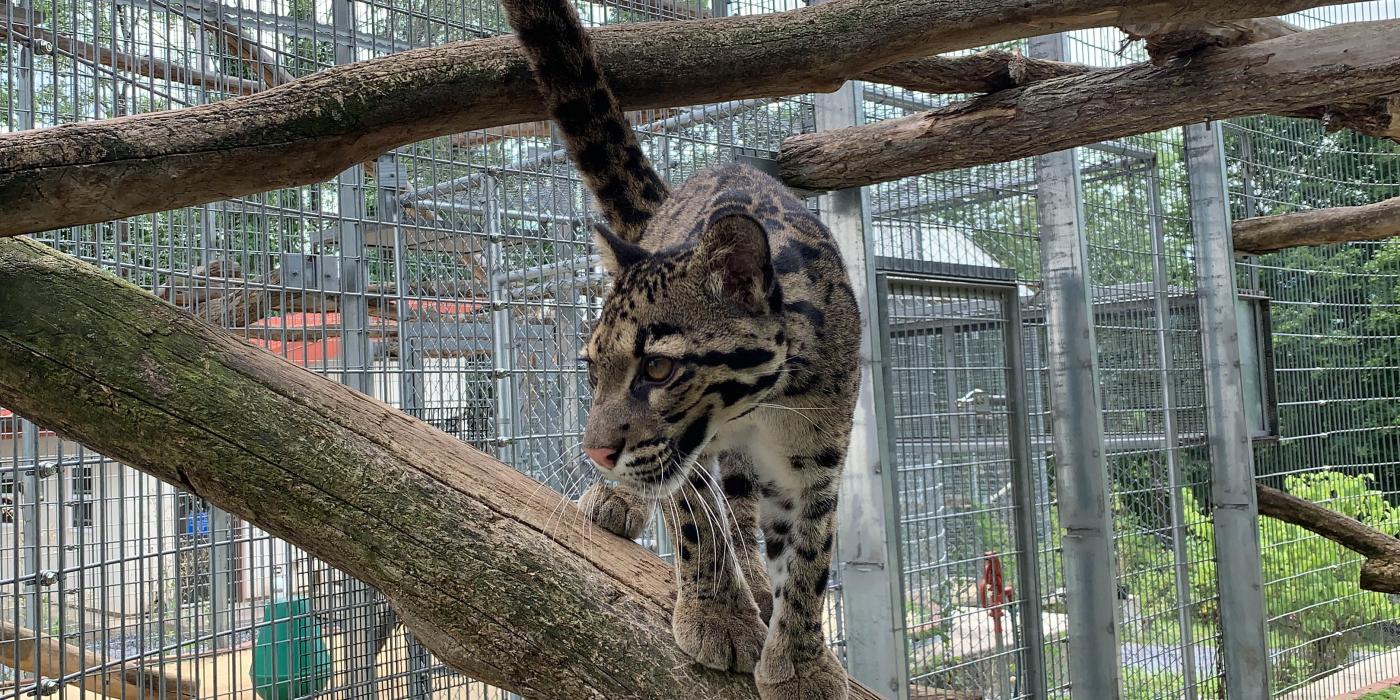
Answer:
[875,267,1044,700]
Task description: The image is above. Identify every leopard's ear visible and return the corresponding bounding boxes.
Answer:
[592,222,648,276]
[690,213,775,314]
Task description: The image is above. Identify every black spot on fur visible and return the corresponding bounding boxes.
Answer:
[822,533,834,552]
[804,495,837,521]
[770,520,791,536]
[812,575,828,596]
[679,545,691,561]
[687,347,775,370]
[722,474,753,499]
[784,300,826,329]
[765,538,786,560]
[814,447,843,469]
[707,380,754,407]
[675,413,710,458]
[680,523,699,544]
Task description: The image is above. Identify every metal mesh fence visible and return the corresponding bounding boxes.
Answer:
[3,0,1400,699]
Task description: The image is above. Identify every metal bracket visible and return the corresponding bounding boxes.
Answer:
[280,253,342,293]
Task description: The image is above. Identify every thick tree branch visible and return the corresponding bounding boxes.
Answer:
[1256,484,1400,595]
[0,236,883,700]
[0,0,1353,237]
[778,20,1400,191]
[1233,195,1400,254]
[1117,18,1301,64]
[856,50,1094,94]
[1118,18,1400,142]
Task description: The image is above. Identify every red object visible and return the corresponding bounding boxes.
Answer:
[978,551,1015,635]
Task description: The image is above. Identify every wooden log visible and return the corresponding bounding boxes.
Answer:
[857,49,1093,94]
[0,0,1357,238]
[1233,195,1400,254]
[0,236,884,699]
[1256,483,1400,595]
[778,20,1400,191]
[0,620,197,699]
[1119,18,1400,142]
[1117,18,1300,64]
[0,23,263,96]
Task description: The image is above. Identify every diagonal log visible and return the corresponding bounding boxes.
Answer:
[0,237,883,699]
[1233,194,1400,254]
[1256,484,1400,595]
[778,19,1400,191]
[0,0,1355,238]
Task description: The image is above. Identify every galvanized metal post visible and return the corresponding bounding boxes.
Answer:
[208,506,233,649]
[485,177,518,468]
[1029,32,1122,700]
[331,4,378,696]
[1004,294,1049,700]
[817,80,907,700]
[1145,164,1199,698]
[334,0,371,396]
[1183,122,1270,699]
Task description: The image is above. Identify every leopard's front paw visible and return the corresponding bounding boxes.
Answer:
[578,482,651,540]
[673,596,767,673]
[755,647,848,700]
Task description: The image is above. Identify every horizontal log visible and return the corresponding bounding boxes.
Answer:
[0,236,882,700]
[1117,18,1300,64]
[1118,18,1399,142]
[0,0,1354,237]
[1233,194,1400,254]
[857,49,1093,94]
[778,20,1400,190]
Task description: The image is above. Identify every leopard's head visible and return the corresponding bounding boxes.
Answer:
[580,213,786,497]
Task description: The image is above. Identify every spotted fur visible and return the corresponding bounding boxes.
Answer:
[501,2,859,697]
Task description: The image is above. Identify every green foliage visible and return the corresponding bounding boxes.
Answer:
[1184,472,1400,687]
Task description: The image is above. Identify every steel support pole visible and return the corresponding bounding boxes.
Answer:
[485,177,518,469]
[1029,31,1122,700]
[1183,122,1270,699]
[1004,295,1048,700]
[334,0,371,395]
[818,80,907,700]
[1145,164,1199,698]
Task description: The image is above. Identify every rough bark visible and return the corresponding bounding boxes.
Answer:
[0,236,882,700]
[0,0,1355,237]
[1256,484,1400,595]
[1119,18,1400,142]
[856,49,1094,94]
[1233,195,1400,254]
[779,20,1400,191]
[1117,18,1300,63]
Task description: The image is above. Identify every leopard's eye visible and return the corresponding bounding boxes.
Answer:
[642,356,675,383]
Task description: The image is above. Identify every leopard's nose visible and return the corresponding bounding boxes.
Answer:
[585,446,621,469]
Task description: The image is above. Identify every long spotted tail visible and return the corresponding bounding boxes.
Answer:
[501,0,669,242]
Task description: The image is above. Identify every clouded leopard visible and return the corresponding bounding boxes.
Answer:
[499,2,859,697]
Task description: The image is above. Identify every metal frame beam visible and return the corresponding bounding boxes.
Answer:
[1029,31,1121,700]
[1184,121,1270,699]
[819,80,907,700]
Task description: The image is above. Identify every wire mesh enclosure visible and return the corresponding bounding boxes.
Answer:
[2,0,1400,699]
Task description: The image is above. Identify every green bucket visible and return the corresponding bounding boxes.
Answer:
[250,596,332,700]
